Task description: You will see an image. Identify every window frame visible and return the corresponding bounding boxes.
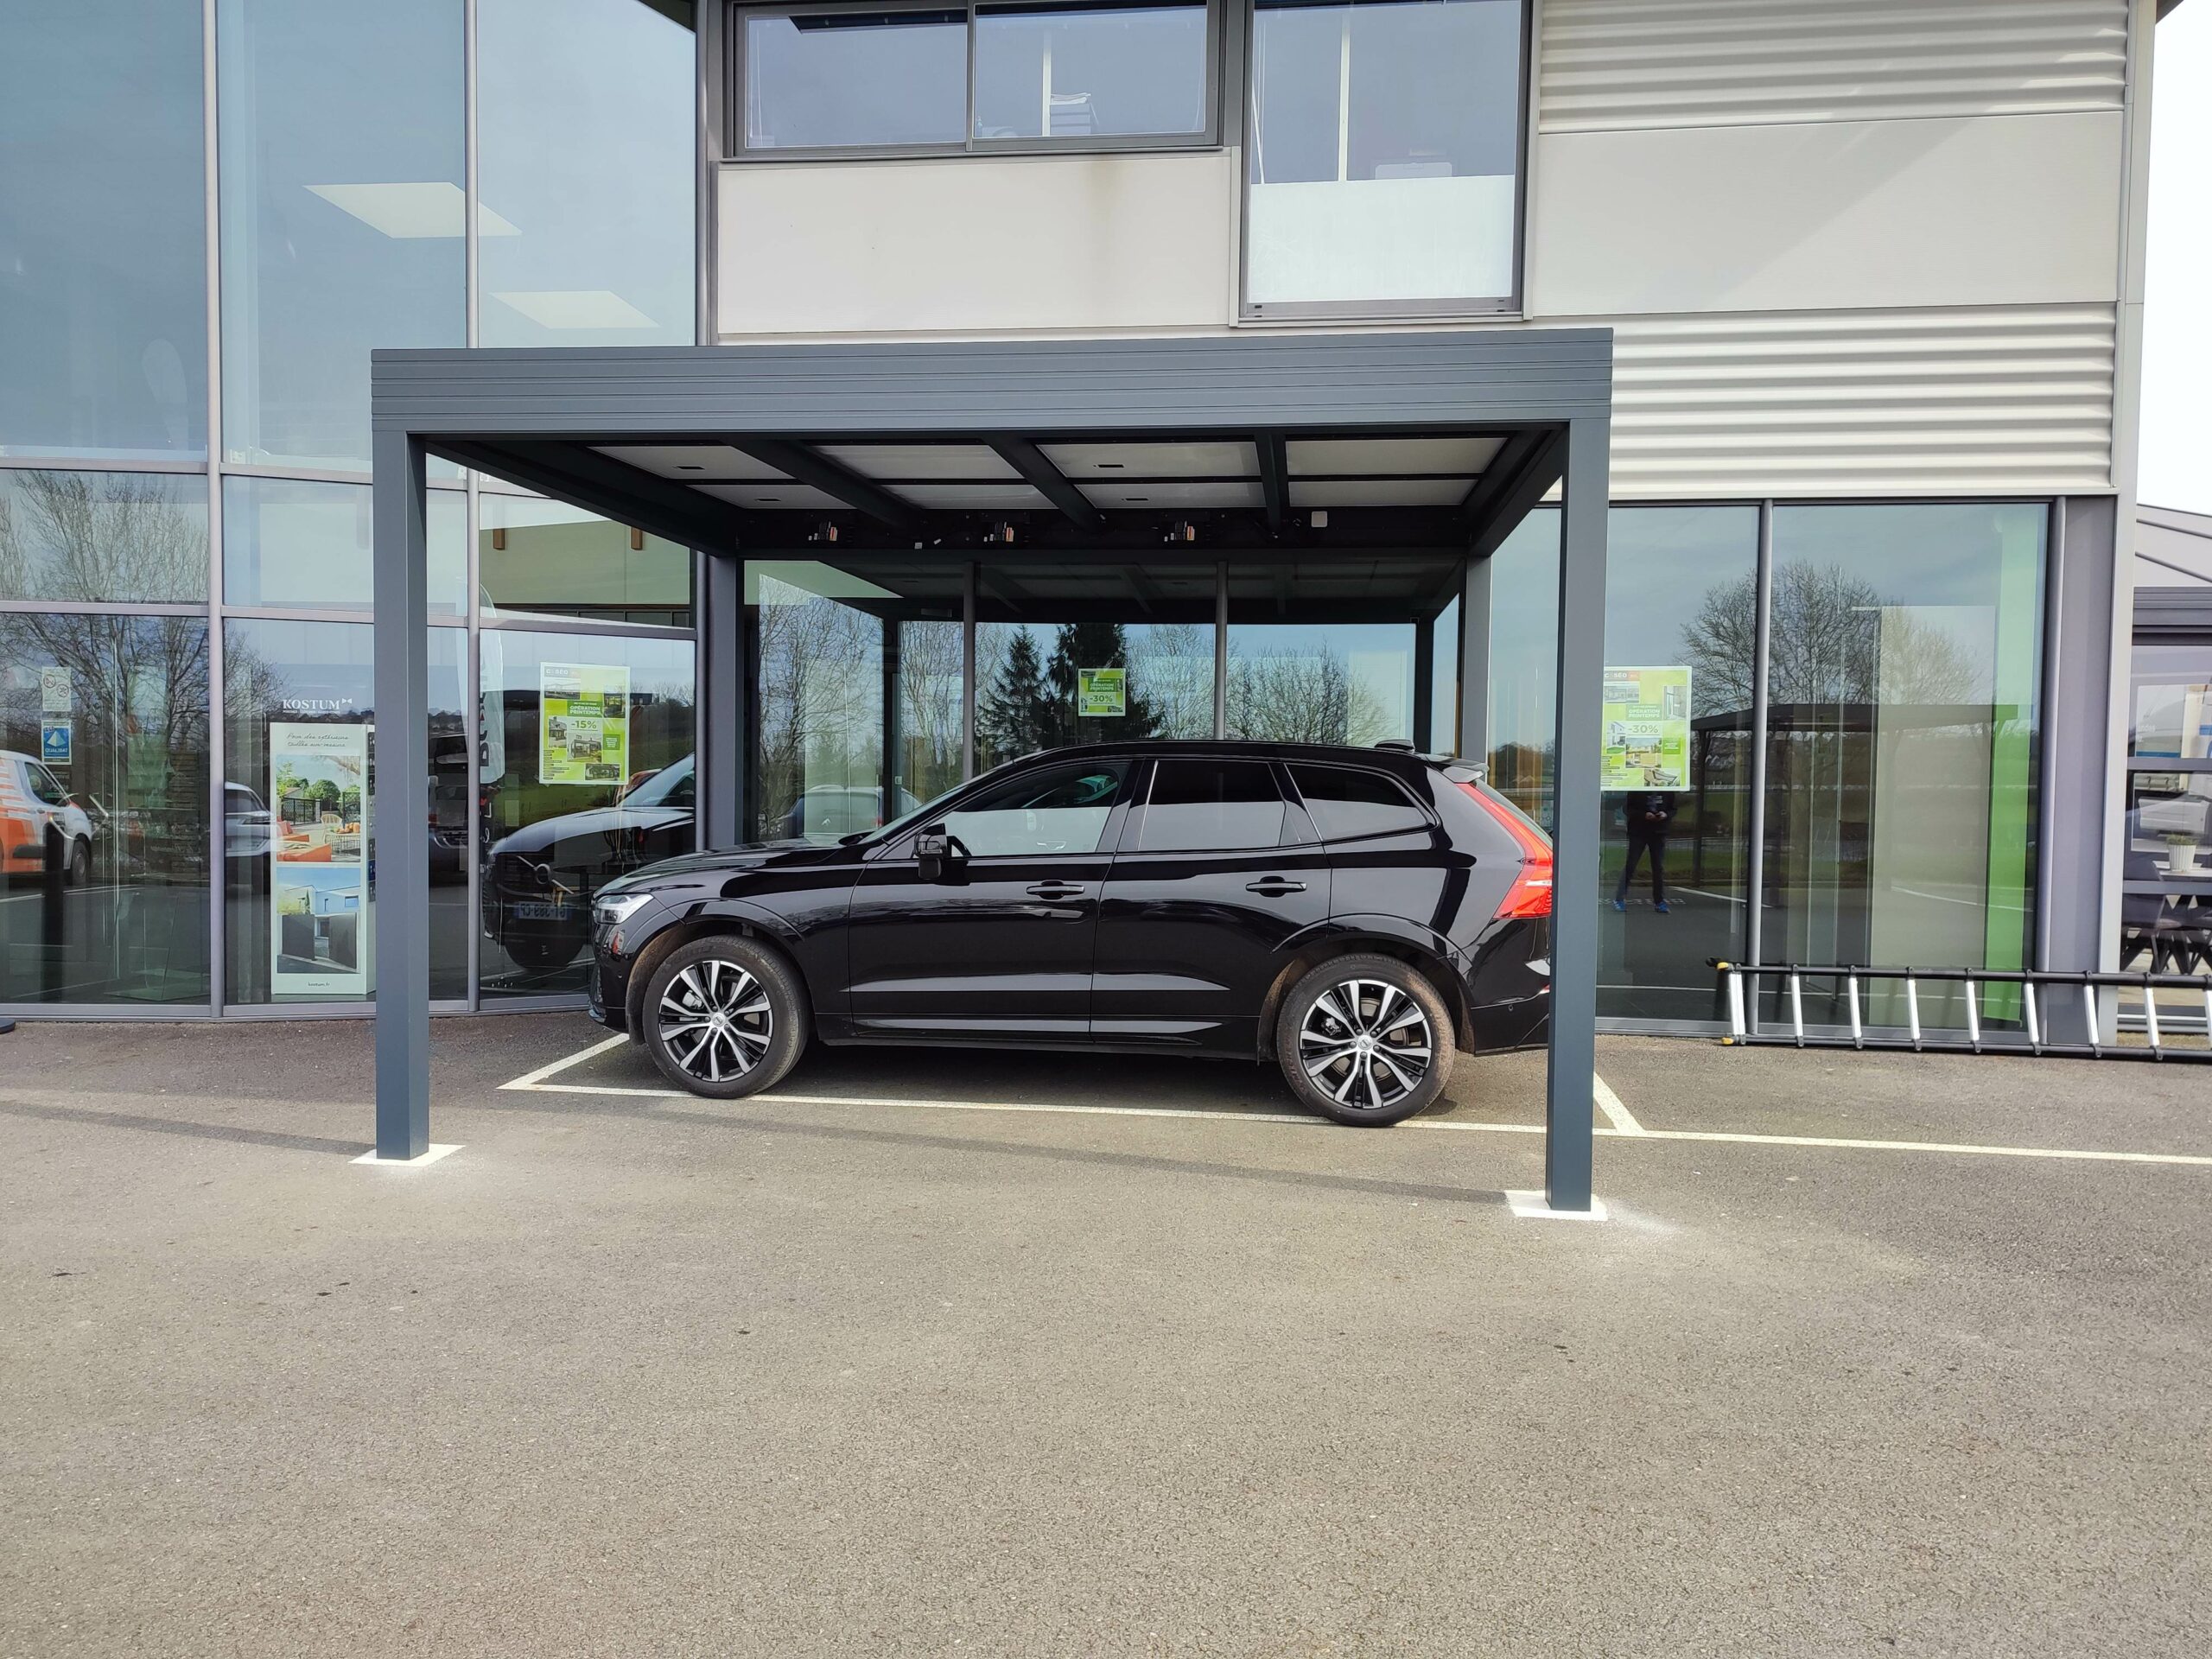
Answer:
[1236,0,1532,322]
[726,0,1226,161]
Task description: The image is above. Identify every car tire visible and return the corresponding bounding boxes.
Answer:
[66,837,90,887]
[1275,954,1455,1127]
[641,933,810,1100]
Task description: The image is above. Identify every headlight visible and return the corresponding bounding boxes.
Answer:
[593,892,654,927]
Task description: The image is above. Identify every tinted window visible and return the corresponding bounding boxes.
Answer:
[744,10,969,149]
[1291,765,1427,840]
[943,761,1128,857]
[1140,759,1285,852]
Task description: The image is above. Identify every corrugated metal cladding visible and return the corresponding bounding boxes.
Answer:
[1606,303,2116,498]
[1538,0,2130,132]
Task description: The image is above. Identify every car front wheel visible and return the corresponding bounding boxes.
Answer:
[1276,955,1454,1127]
[642,934,809,1099]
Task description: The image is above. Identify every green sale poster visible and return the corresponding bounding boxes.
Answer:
[540,662,632,786]
[1601,666,1691,791]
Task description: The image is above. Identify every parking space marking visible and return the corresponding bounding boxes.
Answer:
[495,1044,2212,1167]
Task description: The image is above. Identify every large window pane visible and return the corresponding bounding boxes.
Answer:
[976,563,1214,771]
[0,614,210,1005]
[1484,506,1559,827]
[1760,504,2046,1029]
[218,0,464,470]
[224,478,465,613]
[222,620,468,1004]
[480,632,695,995]
[480,0,695,346]
[480,493,692,626]
[974,1,1208,141]
[1600,506,1758,1022]
[0,472,208,604]
[1247,0,1522,309]
[1,2,207,460]
[743,9,969,150]
[1227,557,1462,746]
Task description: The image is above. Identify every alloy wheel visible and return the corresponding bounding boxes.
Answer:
[657,958,774,1084]
[1298,978,1434,1112]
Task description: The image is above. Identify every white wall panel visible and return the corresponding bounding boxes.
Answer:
[1605,304,2117,499]
[719,152,1235,339]
[1540,0,2129,133]
[1527,111,2125,316]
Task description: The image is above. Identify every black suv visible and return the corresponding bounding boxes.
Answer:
[588,741,1552,1127]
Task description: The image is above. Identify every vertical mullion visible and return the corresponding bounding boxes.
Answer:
[2035,497,2065,971]
[1213,560,1229,738]
[463,0,481,1007]
[202,0,226,1016]
[962,561,977,779]
[965,2,979,150]
[1743,498,1774,1028]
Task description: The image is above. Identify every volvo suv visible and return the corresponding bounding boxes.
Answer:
[588,741,1553,1127]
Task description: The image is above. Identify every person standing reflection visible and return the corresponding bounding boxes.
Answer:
[1613,791,1677,913]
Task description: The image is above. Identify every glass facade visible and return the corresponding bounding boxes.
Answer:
[1,0,698,1014]
[2120,643,2212,1012]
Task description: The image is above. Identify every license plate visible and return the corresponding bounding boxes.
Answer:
[512,901,575,922]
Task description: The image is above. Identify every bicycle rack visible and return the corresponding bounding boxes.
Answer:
[1718,962,2212,1063]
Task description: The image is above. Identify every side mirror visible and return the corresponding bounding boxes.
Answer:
[914,824,959,883]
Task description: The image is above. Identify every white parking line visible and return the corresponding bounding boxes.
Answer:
[495,1044,2212,1168]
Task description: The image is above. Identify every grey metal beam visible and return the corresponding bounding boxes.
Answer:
[725,437,918,530]
[988,435,1105,533]
[698,550,743,851]
[1412,616,1435,750]
[372,429,431,1160]
[1458,555,1493,764]
[1256,432,1288,529]
[1465,428,1565,559]
[2041,495,2118,1042]
[435,437,743,553]
[1545,415,1610,1214]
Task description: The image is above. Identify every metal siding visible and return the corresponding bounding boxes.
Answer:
[1606,304,2116,497]
[1540,0,2130,133]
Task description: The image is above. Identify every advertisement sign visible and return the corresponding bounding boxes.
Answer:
[1601,666,1692,791]
[540,663,631,785]
[1077,666,1127,718]
[270,721,370,997]
[40,720,70,766]
[40,667,71,714]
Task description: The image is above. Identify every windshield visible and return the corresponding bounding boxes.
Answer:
[847,777,970,846]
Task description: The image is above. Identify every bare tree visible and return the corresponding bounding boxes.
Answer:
[1226,645,1392,746]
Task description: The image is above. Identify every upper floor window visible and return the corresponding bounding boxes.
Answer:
[1244,0,1525,317]
[734,0,1218,156]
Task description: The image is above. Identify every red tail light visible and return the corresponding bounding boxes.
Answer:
[1456,779,1554,919]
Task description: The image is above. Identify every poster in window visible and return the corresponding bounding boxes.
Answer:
[1600,666,1692,791]
[540,663,631,785]
[270,721,371,997]
[1077,666,1126,718]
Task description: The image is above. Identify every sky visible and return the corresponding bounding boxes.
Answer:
[2139,3,2211,513]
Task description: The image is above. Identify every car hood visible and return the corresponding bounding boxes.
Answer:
[487,805,692,859]
[598,839,850,893]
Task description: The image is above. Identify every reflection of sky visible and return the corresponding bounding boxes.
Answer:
[1775,504,2044,609]
[273,862,362,893]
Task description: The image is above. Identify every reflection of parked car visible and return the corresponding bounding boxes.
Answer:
[483,756,696,972]
[225,782,273,860]
[0,750,94,884]
[780,784,920,840]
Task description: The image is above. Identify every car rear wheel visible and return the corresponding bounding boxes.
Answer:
[642,934,809,1100]
[1275,954,1454,1127]
[66,837,90,887]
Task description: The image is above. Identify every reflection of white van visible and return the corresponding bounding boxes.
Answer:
[0,749,93,884]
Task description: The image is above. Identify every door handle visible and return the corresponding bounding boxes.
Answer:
[1026,881,1085,899]
[1245,877,1307,895]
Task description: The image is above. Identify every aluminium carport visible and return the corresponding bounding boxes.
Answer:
[368,329,1613,1212]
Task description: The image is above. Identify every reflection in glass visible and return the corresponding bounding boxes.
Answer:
[480,493,691,625]
[224,478,466,613]
[1759,504,2045,1029]
[1225,557,1460,747]
[1247,0,1522,308]
[1484,507,1559,827]
[976,564,1214,771]
[222,621,468,1003]
[218,0,464,469]
[0,613,211,1003]
[743,10,968,149]
[1600,506,1758,1022]
[1,0,207,459]
[480,632,695,995]
[0,472,209,604]
[2120,643,2212,996]
[480,0,695,346]
[974,1,1208,140]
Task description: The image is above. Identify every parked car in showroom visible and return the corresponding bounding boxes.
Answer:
[483,755,695,971]
[0,749,98,885]
[588,741,1552,1127]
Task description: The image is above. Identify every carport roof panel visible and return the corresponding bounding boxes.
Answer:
[371,330,1613,440]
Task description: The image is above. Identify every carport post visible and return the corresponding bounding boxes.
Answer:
[1545,416,1610,1213]
[372,427,431,1161]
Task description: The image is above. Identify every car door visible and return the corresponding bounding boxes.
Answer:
[842,757,1134,1040]
[1091,755,1330,1053]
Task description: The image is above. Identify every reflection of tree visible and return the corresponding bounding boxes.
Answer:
[1045,620,1159,741]
[977,628,1054,763]
[0,471,205,603]
[1227,645,1392,746]
[895,619,963,800]
[1681,563,1982,712]
[1126,623,1211,739]
[753,579,881,833]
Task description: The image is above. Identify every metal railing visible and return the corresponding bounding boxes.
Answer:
[1718,962,2212,1062]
